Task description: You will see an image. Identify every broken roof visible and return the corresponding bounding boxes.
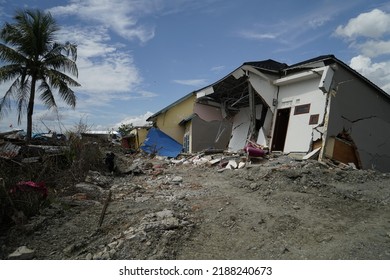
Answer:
[243,59,288,73]
[147,54,390,120]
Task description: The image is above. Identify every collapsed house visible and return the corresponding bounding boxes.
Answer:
[121,126,150,150]
[147,55,390,172]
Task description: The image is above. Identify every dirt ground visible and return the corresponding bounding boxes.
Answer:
[1,151,390,260]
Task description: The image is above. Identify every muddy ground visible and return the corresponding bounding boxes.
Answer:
[1,152,390,260]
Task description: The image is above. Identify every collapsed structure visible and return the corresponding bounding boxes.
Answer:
[146,55,390,172]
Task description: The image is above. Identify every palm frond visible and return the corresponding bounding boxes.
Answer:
[58,81,76,108]
[46,68,81,88]
[0,64,23,83]
[16,83,29,124]
[0,43,27,64]
[38,79,57,108]
[0,76,30,119]
[43,43,79,77]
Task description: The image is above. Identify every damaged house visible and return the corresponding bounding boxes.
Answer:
[147,55,390,172]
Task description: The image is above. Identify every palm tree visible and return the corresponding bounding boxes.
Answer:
[0,9,80,141]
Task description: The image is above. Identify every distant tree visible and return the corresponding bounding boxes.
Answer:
[0,9,80,140]
[118,123,133,136]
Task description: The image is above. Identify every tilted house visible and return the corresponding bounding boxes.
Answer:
[148,55,390,171]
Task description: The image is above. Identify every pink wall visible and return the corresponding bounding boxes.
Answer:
[194,103,224,121]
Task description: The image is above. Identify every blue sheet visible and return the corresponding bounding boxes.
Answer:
[140,127,182,158]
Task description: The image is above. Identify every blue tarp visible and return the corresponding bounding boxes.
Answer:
[140,127,182,158]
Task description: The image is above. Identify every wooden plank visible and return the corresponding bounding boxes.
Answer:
[333,138,359,167]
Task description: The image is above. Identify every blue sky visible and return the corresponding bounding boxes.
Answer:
[1,0,390,133]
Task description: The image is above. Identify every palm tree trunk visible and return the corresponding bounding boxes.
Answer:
[26,78,36,142]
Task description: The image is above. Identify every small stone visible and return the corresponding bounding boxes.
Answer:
[93,251,103,260]
[226,160,238,169]
[281,247,289,254]
[8,246,35,260]
[101,251,111,260]
[116,240,124,249]
[171,176,183,184]
[63,244,76,256]
[85,253,93,260]
[109,248,116,256]
[108,241,118,249]
[156,209,174,219]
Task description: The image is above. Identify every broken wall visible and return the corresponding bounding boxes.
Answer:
[191,115,232,152]
[248,72,278,113]
[193,102,225,121]
[188,103,232,152]
[326,67,390,171]
[275,77,328,153]
[228,104,271,152]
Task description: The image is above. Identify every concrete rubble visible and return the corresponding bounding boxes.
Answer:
[8,246,35,260]
[1,148,390,260]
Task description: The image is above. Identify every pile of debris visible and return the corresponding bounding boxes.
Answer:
[2,134,390,260]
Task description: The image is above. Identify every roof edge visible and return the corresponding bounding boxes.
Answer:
[146,91,196,121]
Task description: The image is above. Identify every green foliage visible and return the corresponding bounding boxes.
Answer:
[0,9,80,140]
[118,123,133,136]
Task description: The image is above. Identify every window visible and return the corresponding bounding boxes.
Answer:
[183,133,190,153]
[309,114,319,125]
[294,103,310,115]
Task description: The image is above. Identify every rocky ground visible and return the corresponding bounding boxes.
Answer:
[1,152,390,260]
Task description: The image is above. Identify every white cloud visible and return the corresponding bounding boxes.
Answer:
[54,25,143,103]
[349,55,390,93]
[115,111,154,128]
[78,53,141,94]
[237,3,336,48]
[335,9,390,39]
[357,40,390,58]
[173,79,208,87]
[308,16,331,28]
[239,31,278,40]
[48,0,159,43]
[333,9,390,94]
[210,65,225,73]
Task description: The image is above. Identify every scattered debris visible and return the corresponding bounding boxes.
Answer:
[8,246,35,260]
[0,142,21,159]
[98,190,112,228]
[1,142,390,260]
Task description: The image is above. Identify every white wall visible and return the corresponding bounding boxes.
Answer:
[228,104,269,151]
[276,78,328,153]
[249,72,278,113]
[228,107,251,151]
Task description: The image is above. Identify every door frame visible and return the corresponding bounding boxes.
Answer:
[271,107,291,151]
